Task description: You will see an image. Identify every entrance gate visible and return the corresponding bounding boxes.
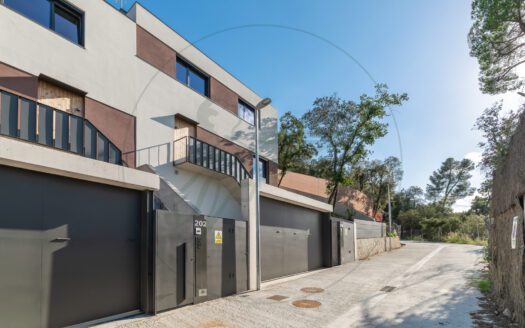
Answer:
[154,211,247,312]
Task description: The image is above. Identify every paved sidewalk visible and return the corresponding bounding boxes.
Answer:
[97,242,483,328]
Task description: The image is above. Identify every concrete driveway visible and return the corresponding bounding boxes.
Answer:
[98,242,484,328]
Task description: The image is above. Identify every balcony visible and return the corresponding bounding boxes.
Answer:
[173,135,251,184]
[0,89,122,165]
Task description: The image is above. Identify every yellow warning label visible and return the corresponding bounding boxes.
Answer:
[215,230,223,245]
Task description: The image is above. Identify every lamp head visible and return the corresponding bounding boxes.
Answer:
[256,98,272,110]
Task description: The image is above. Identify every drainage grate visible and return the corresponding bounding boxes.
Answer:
[292,300,322,308]
[268,295,288,301]
[380,286,396,292]
[301,287,324,293]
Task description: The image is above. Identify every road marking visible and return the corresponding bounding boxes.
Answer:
[325,245,447,328]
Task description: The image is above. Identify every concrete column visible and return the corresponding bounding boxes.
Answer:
[241,179,257,290]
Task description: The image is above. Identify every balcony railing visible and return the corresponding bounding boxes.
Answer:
[0,89,122,165]
[174,135,251,184]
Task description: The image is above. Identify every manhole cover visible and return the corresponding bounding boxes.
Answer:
[380,286,396,292]
[292,300,322,308]
[268,295,288,301]
[300,287,324,293]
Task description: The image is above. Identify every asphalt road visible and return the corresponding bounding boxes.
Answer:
[98,242,484,328]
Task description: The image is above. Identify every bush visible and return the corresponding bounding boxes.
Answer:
[387,230,398,237]
[443,232,488,246]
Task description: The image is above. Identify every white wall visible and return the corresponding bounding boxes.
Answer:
[0,1,278,162]
[155,164,242,219]
[0,0,278,219]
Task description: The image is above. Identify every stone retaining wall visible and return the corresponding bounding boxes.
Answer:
[357,236,401,260]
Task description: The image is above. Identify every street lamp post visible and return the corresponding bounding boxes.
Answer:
[254,97,271,290]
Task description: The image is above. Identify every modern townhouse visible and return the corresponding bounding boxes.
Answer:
[0,1,364,327]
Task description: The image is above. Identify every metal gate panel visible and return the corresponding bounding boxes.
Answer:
[261,226,285,280]
[283,228,309,275]
[0,168,43,328]
[206,217,247,300]
[339,221,355,264]
[261,197,325,281]
[155,210,195,312]
[0,165,141,328]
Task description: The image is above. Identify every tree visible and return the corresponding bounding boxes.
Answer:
[392,186,424,220]
[302,84,408,206]
[277,112,316,186]
[426,157,476,208]
[348,157,403,217]
[474,101,523,192]
[469,195,490,216]
[468,0,525,94]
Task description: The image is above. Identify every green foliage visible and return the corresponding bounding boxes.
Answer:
[277,112,317,185]
[443,232,488,247]
[387,230,398,238]
[421,216,462,241]
[425,157,476,208]
[469,195,490,216]
[391,186,424,220]
[472,276,492,294]
[348,157,403,216]
[302,84,408,205]
[397,204,488,244]
[468,0,525,94]
[473,102,523,203]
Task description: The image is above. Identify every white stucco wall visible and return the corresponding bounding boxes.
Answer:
[155,164,242,219]
[0,1,278,162]
[0,0,278,219]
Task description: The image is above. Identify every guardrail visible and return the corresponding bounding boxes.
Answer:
[173,135,251,184]
[0,89,122,165]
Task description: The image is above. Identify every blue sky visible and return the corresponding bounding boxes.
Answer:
[118,0,521,210]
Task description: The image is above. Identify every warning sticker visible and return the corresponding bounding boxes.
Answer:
[215,230,223,245]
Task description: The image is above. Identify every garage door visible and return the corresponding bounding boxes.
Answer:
[0,165,141,328]
[260,197,324,281]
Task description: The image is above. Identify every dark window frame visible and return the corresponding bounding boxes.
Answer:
[2,0,84,46]
[176,57,210,97]
[254,156,269,183]
[238,100,255,125]
[51,0,84,45]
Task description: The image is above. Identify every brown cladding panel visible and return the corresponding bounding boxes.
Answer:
[210,78,238,115]
[268,161,279,186]
[84,98,136,168]
[196,127,253,172]
[136,26,176,78]
[0,62,38,99]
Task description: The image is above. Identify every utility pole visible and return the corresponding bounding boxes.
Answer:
[387,181,392,234]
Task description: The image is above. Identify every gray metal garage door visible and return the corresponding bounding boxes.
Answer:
[0,165,141,328]
[260,197,324,281]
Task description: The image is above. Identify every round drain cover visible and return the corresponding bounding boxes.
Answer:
[292,300,322,308]
[301,287,324,293]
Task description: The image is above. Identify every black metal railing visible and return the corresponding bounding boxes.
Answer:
[0,89,122,165]
[174,136,251,183]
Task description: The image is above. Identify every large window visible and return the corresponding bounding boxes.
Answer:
[238,100,255,125]
[3,0,83,45]
[176,58,209,96]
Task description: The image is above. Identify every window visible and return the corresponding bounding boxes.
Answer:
[238,100,255,125]
[176,58,209,96]
[253,157,268,183]
[3,0,83,45]
[53,3,82,44]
